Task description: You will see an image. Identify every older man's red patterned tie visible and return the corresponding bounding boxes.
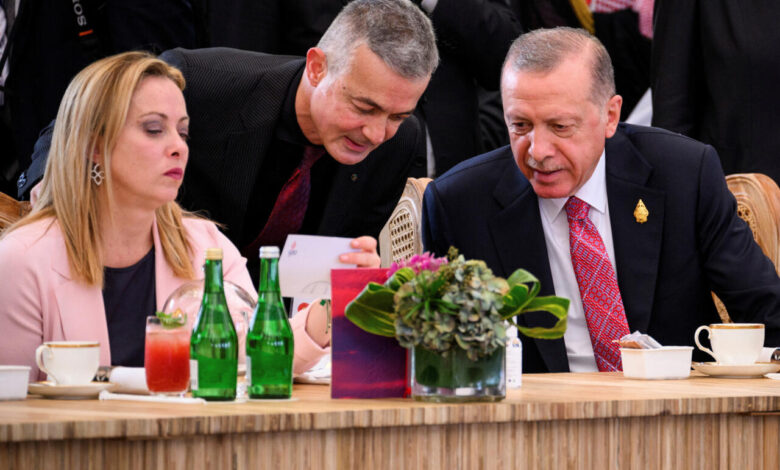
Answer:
[243,146,325,256]
[565,196,630,371]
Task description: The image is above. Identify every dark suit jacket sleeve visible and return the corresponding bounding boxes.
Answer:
[159,48,187,75]
[17,121,54,199]
[430,0,523,90]
[650,0,700,135]
[421,181,455,258]
[695,145,780,343]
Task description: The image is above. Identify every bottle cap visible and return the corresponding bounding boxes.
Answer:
[205,248,223,260]
[259,246,280,258]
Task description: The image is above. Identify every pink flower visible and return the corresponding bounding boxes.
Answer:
[388,252,448,275]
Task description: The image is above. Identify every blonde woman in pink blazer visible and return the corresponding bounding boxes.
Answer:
[0,52,368,381]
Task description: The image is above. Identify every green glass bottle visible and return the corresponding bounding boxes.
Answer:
[190,248,238,401]
[246,246,294,399]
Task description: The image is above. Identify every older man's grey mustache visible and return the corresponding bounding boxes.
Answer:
[525,157,562,172]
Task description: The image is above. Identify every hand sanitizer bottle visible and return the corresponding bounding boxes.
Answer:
[506,324,523,389]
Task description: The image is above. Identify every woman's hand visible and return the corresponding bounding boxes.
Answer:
[304,300,331,348]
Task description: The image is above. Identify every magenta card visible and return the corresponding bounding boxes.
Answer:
[330,268,408,399]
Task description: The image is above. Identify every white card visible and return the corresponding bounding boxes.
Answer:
[279,234,357,299]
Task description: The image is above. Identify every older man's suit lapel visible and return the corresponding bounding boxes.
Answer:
[605,129,665,334]
[487,157,570,372]
[220,59,305,240]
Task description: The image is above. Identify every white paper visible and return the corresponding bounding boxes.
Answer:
[99,390,206,404]
[279,235,357,299]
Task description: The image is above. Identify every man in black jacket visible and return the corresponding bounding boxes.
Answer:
[209,0,522,177]
[20,0,438,277]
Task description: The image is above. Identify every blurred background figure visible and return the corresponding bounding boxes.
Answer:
[208,0,523,177]
[507,0,653,122]
[0,0,207,196]
[652,0,780,184]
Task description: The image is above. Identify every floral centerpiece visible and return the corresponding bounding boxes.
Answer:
[345,248,569,402]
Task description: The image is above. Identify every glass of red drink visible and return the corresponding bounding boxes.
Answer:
[144,316,190,396]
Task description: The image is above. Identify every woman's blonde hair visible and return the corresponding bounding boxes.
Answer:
[5,51,197,285]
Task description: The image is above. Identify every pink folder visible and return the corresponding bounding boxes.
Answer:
[330,268,408,399]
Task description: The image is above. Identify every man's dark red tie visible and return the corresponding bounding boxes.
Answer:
[242,146,325,257]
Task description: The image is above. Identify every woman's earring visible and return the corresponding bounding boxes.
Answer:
[91,163,104,186]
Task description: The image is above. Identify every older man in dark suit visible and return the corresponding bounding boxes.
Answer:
[422,27,780,373]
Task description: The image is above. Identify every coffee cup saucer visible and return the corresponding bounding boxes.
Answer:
[692,362,780,378]
[28,381,116,399]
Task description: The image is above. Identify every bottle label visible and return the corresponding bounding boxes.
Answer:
[506,337,523,389]
[189,360,199,391]
[246,356,252,384]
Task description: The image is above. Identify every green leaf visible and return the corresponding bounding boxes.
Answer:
[432,299,459,314]
[505,296,569,339]
[403,303,424,321]
[155,310,187,328]
[499,269,570,340]
[344,284,398,337]
[506,269,540,298]
[385,267,415,291]
[499,283,531,316]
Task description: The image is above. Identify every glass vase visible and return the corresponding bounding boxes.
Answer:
[410,345,505,403]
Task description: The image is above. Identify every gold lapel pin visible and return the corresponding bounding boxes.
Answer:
[634,199,649,223]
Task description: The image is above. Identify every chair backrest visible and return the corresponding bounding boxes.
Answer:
[0,192,32,233]
[727,173,780,270]
[378,177,432,267]
[713,173,780,322]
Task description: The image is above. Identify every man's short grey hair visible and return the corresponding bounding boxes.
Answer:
[503,27,615,105]
[318,0,439,80]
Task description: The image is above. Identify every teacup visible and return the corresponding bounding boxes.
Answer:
[694,323,764,365]
[34,341,100,385]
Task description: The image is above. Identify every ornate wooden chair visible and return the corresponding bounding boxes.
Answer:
[378,177,432,267]
[713,173,780,322]
[0,192,32,233]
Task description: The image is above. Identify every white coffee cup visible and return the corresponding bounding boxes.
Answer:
[694,323,764,365]
[34,341,100,385]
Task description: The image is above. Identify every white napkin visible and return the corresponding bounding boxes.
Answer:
[108,367,149,394]
[99,390,205,404]
[294,354,331,385]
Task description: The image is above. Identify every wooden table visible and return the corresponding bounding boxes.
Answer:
[2,372,780,469]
